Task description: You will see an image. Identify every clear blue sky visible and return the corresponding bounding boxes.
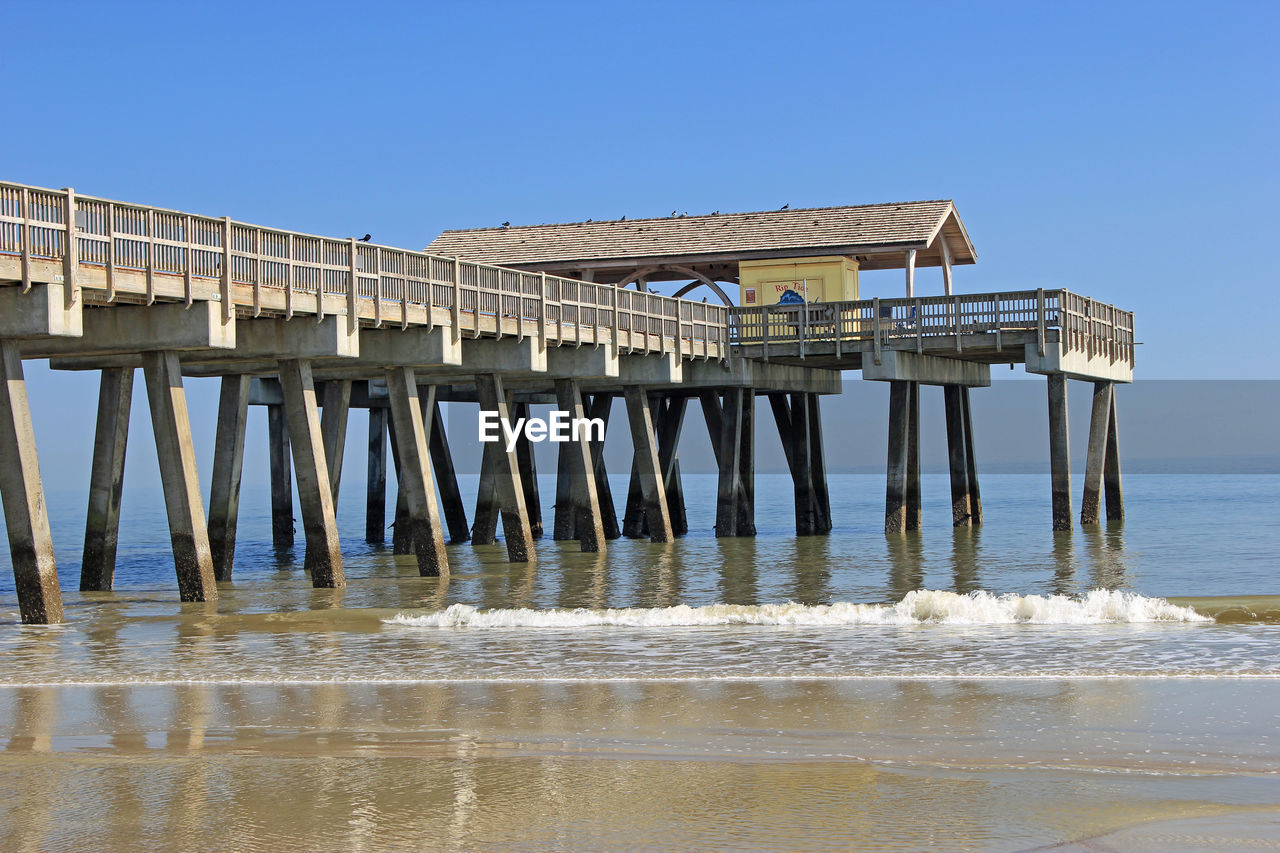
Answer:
[3,0,1277,378]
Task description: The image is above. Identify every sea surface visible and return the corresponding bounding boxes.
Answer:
[1,474,1279,851]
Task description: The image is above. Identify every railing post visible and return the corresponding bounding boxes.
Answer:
[145,208,156,305]
[285,233,295,320]
[220,216,233,323]
[538,272,548,348]
[347,238,359,334]
[451,257,461,343]
[1036,287,1046,357]
[62,187,78,310]
[872,297,882,366]
[953,295,962,352]
[106,203,118,302]
[182,214,193,307]
[19,187,32,293]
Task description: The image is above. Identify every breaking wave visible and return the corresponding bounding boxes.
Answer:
[386,589,1211,629]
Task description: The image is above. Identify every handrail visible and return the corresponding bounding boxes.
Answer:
[730,290,1135,366]
[0,181,731,360]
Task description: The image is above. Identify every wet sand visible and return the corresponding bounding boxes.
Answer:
[2,679,1277,851]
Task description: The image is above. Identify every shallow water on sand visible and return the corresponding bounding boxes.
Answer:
[1,474,1279,849]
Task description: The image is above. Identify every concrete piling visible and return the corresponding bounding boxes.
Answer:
[1047,373,1072,531]
[961,387,982,526]
[266,397,294,550]
[586,392,621,540]
[475,374,536,562]
[512,402,543,539]
[365,406,387,543]
[206,375,250,581]
[554,378,606,552]
[885,380,911,535]
[0,340,63,623]
[320,379,352,503]
[624,385,673,543]
[944,384,974,527]
[141,350,218,601]
[1104,389,1124,522]
[905,381,921,531]
[385,369,449,577]
[1080,380,1113,525]
[81,367,134,590]
[428,400,470,543]
[278,359,345,588]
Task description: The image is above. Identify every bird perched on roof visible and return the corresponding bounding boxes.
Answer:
[359,234,371,242]
[671,210,677,217]
[620,215,626,221]
[780,203,790,210]
[501,221,510,227]
[711,210,719,215]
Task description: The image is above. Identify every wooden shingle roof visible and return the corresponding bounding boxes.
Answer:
[425,201,976,272]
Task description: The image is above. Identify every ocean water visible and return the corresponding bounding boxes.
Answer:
[1,474,1278,850]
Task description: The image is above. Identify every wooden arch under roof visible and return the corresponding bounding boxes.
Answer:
[425,200,977,304]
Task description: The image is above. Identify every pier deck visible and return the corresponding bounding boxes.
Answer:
[0,182,1135,623]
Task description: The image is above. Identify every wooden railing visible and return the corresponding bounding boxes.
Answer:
[731,289,1135,366]
[0,182,730,359]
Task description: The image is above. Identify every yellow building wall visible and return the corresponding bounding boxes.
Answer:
[738,256,859,306]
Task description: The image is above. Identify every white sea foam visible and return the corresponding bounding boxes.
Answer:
[386,589,1212,629]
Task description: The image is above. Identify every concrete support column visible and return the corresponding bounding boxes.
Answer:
[587,392,621,540]
[385,369,449,577]
[277,359,345,587]
[738,389,757,536]
[512,402,543,539]
[429,401,470,543]
[805,393,832,533]
[1081,381,1115,525]
[962,387,983,526]
[1047,373,1072,531]
[207,375,250,581]
[552,444,575,540]
[475,374,536,562]
[906,381,922,531]
[320,379,352,503]
[0,340,63,623]
[141,350,218,601]
[944,384,974,528]
[365,406,387,543]
[81,367,134,591]
[266,399,294,550]
[623,385,673,543]
[554,378,605,552]
[471,434,500,546]
[657,395,689,538]
[1104,390,1124,522]
[388,423,414,554]
[885,380,911,535]
[701,389,755,537]
[771,391,831,536]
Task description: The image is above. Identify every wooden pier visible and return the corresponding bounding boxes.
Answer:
[0,183,1134,623]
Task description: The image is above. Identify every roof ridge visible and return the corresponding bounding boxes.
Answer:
[437,199,954,235]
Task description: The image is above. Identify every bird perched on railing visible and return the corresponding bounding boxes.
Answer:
[359,234,371,242]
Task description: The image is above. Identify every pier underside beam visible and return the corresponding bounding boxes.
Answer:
[475,375,537,562]
[385,370,449,577]
[81,367,134,590]
[769,391,832,535]
[141,350,218,601]
[0,340,63,623]
[24,301,233,359]
[429,400,470,543]
[365,406,387,543]
[207,375,250,581]
[278,359,345,587]
[554,378,606,552]
[624,385,673,542]
[943,384,982,527]
[1047,373,1072,531]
